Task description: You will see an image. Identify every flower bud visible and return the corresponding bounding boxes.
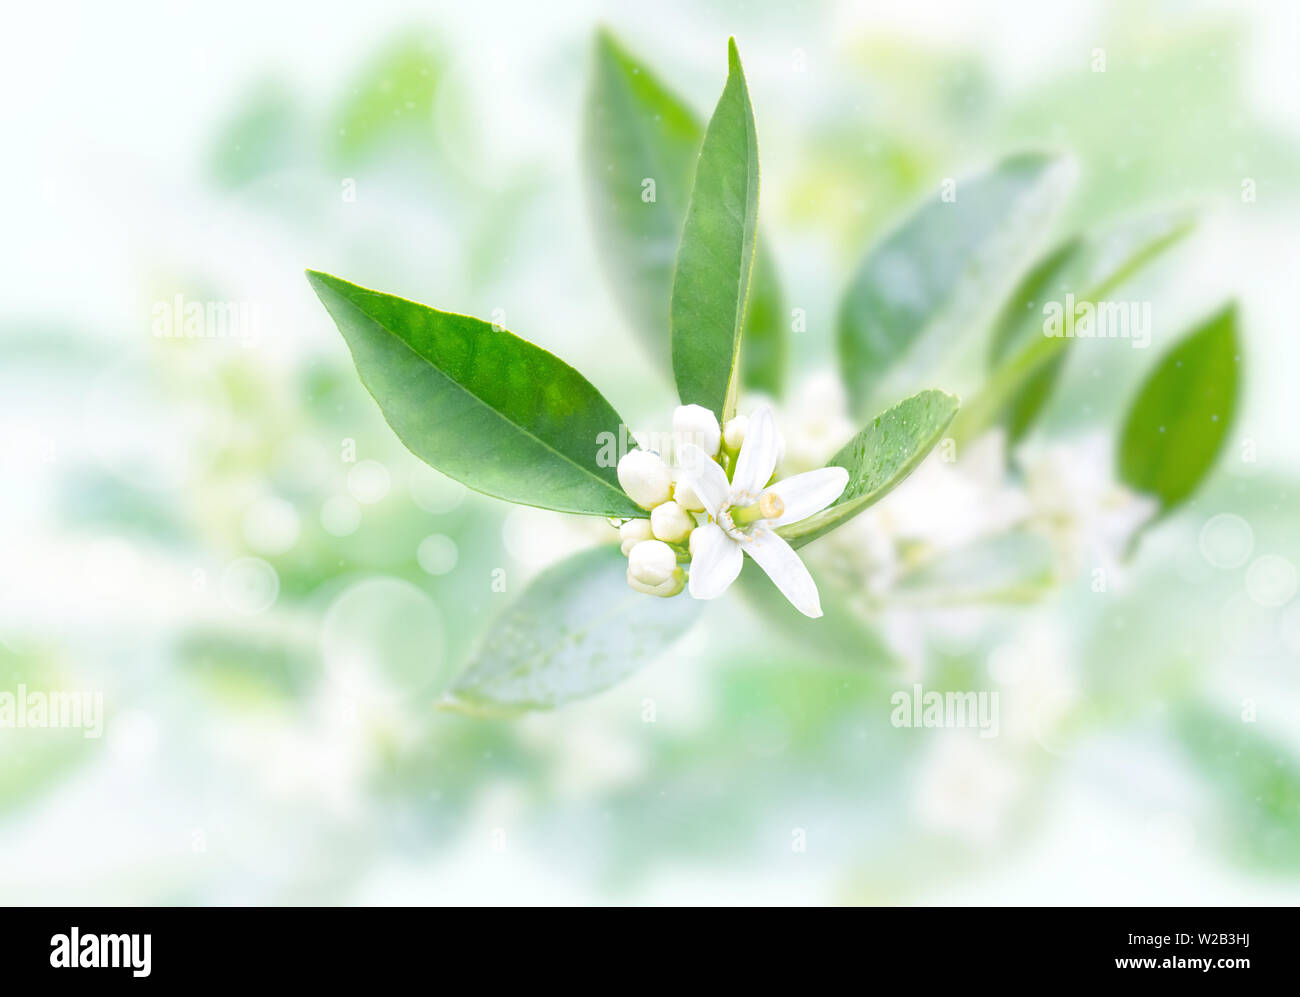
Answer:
[722,414,748,452]
[673,404,721,457]
[627,539,677,586]
[673,476,706,512]
[650,500,693,544]
[617,449,673,509]
[688,524,708,559]
[626,565,685,597]
[618,518,654,556]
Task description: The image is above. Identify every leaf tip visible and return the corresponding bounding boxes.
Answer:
[304,268,335,293]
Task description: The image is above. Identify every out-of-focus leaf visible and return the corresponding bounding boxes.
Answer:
[838,152,1072,416]
[1117,302,1240,516]
[445,545,702,712]
[737,559,895,664]
[975,211,1195,444]
[1176,703,1300,871]
[741,243,786,397]
[0,649,93,815]
[670,38,759,423]
[584,31,785,396]
[890,529,1055,605]
[209,81,302,187]
[331,38,442,163]
[307,270,642,518]
[985,239,1083,442]
[583,31,699,374]
[779,389,959,548]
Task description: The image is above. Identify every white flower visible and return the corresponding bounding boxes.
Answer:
[617,449,673,509]
[678,406,849,618]
[626,539,685,597]
[650,500,694,544]
[1019,432,1157,581]
[618,518,653,556]
[672,404,721,458]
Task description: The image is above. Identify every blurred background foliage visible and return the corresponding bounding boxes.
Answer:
[1,0,1298,903]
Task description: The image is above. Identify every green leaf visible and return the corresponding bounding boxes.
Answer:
[307,270,642,518]
[1117,302,1240,515]
[584,31,785,396]
[446,545,703,713]
[838,152,1072,416]
[976,211,1195,444]
[779,389,959,548]
[670,38,760,422]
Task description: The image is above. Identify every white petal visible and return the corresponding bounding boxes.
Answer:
[743,528,823,618]
[731,405,779,499]
[687,523,743,600]
[764,466,850,527]
[676,443,730,517]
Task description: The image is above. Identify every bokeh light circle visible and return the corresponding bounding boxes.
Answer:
[322,577,449,702]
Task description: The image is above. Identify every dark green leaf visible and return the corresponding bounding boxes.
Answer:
[307,270,642,518]
[446,545,703,712]
[838,152,1071,415]
[1118,302,1240,515]
[779,389,959,548]
[584,31,784,396]
[670,38,760,422]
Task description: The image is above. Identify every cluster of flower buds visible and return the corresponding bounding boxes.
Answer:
[615,402,849,618]
[616,404,750,598]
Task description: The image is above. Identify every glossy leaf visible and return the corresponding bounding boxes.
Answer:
[837,152,1072,416]
[1117,302,1240,515]
[980,211,1195,444]
[670,38,760,422]
[446,545,703,713]
[779,389,960,548]
[584,31,785,396]
[307,270,642,518]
